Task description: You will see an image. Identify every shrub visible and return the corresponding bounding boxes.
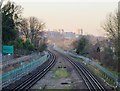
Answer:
[14,38,24,48]
[24,39,35,51]
[38,43,47,52]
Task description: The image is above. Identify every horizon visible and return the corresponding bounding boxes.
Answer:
[11,0,118,36]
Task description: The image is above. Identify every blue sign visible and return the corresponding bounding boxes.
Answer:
[3,45,14,54]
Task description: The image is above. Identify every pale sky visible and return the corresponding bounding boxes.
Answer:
[11,0,118,36]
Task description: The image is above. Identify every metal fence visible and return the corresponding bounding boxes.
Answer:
[2,55,14,62]
[2,52,44,68]
[1,53,50,88]
[68,52,118,84]
[91,61,118,81]
[54,46,118,86]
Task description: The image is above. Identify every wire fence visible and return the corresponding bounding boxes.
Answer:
[2,55,14,62]
[1,52,50,88]
[68,52,118,85]
[2,52,44,67]
[54,46,119,87]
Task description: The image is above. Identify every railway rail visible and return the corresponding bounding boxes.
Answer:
[3,49,107,90]
[3,51,56,90]
[56,50,106,91]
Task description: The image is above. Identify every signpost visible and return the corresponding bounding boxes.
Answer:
[2,46,14,54]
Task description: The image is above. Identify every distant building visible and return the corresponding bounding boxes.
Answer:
[63,32,76,39]
[46,30,78,40]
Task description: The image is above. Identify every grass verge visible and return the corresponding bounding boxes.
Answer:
[71,57,116,89]
[54,68,70,78]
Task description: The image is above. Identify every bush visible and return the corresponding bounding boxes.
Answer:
[38,43,47,52]
[76,36,88,54]
[23,39,35,51]
[104,47,113,54]
[14,38,24,48]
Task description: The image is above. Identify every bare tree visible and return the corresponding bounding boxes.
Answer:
[20,18,29,39]
[102,11,120,74]
[20,16,45,48]
[28,17,45,47]
[102,11,120,58]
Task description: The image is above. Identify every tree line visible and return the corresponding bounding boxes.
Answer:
[73,10,120,72]
[1,1,47,55]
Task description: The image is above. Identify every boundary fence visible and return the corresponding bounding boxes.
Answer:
[1,52,50,88]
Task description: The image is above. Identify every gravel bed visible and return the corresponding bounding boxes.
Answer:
[31,50,87,89]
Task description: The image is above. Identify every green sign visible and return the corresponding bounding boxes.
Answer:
[3,45,14,54]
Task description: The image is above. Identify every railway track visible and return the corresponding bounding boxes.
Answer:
[3,51,56,90]
[56,51,106,91]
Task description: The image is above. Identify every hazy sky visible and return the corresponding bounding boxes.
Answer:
[11,0,118,36]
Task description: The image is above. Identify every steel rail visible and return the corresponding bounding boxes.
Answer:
[6,51,56,91]
[57,51,106,91]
